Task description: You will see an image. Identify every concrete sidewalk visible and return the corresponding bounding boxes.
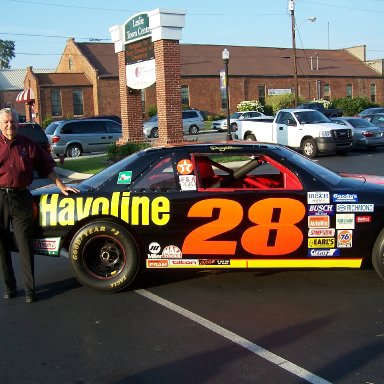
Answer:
[31,167,92,189]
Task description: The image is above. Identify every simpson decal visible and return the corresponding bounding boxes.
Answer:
[308,228,335,237]
[307,192,330,204]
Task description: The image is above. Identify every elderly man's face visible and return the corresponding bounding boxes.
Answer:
[0,110,18,140]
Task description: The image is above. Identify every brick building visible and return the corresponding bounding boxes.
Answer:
[6,39,384,124]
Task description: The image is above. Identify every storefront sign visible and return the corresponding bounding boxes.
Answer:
[124,12,151,44]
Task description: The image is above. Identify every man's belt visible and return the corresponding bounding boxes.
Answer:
[0,187,28,193]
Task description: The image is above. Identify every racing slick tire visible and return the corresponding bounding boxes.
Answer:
[372,229,384,281]
[69,220,139,292]
[302,138,318,158]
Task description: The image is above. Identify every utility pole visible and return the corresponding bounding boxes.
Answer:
[289,0,299,107]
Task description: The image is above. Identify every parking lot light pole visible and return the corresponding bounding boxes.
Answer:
[222,48,232,141]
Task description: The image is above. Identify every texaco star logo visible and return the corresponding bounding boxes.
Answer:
[177,159,194,175]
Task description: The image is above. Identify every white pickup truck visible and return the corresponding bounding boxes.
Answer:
[235,108,353,158]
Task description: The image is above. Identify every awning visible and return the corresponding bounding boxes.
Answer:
[16,88,35,103]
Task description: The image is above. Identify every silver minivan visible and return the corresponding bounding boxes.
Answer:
[45,118,122,157]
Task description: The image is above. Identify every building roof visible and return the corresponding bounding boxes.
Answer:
[35,72,92,86]
[76,42,118,77]
[0,68,54,91]
[72,42,381,80]
[180,44,381,78]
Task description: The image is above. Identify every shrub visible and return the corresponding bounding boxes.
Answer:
[332,96,380,116]
[266,94,305,114]
[107,141,151,162]
[41,116,53,129]
[237,100,264,112]
[147,106,157,118]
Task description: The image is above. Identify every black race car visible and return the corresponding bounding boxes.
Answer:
[30,142,384,292]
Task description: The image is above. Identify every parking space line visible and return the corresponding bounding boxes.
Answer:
[136,289,332,384]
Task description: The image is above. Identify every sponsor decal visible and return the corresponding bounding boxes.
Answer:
[33,237,61,255]
[209,145,240,152]
[179,175,197,191]
[117,171,132,184]
[147,260,169,268]
[40,192,170,227]
[356,215,372,223]
[308,237,335,248]
[332,193,358,203]
[336,204,374,213]
[308,204,334,215]
[162,245,182,258]
[308,215,330,228]
[199,259,230,265]
[337,230,352,248]
[308,248,340,257]
[308,228,335,237]
[336,214,355,229]
[307,192,330,204]
[177,159,193,175]
[147,242,161,258]
[169,259,198,265]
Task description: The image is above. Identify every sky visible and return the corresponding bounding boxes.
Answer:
[2,0,384,69]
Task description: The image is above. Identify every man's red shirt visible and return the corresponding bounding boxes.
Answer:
[0,134,56,188]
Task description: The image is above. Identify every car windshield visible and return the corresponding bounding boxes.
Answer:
[81,152,142,189]
[346,118,375,128]
[294,110,331,124]
[230,112,242,119]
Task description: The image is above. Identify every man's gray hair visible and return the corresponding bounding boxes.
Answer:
[0,108,19,123]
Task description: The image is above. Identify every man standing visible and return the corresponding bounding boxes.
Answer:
[0,108,79,303]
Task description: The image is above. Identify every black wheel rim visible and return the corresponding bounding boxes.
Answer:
[82,235,126,280]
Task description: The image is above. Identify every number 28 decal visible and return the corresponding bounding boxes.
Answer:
[182,198,306,256]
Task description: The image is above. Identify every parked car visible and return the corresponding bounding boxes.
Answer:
[331,117,384,150]
[143,110,205,138]
[297,102,343,118]
[211,111,274,131]
[45,118,122,157]
[361,113,384,129]
[29,142,384,292]
[18,122,51,153]
[356,107,384,118]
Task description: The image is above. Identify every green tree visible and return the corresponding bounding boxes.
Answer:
[0,40,15,69]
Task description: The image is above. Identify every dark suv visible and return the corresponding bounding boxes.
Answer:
[18,122,50,153]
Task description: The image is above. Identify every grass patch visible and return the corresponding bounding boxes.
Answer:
[56,155,109,174]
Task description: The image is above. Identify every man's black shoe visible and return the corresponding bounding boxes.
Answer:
[3,290,16,299]
[25,292,36,303]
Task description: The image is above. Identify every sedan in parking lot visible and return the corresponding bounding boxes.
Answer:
[26,142,384,292]
[331,117,384,150]
[356,107,384,118]
[211,111,274,132]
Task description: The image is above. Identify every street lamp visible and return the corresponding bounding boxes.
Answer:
[289,0,316,107]
[222,48,232,141]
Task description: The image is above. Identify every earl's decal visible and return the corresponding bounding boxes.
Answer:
[40,192,170,227]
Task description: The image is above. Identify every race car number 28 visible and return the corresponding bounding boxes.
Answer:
[182,198,305,256]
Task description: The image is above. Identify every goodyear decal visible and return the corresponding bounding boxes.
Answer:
[308,237,335,248]
[39,192,170,227]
